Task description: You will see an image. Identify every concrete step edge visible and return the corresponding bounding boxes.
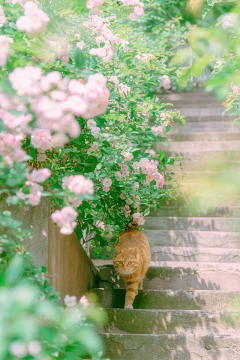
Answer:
[93,260,240,270]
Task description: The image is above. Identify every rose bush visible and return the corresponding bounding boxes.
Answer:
[0,0,192,357]
[0,0,186,253]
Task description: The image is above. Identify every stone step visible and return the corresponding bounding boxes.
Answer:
[144,217,240,232]
[94,288,240,310]
[150,206,240,218]
[184,115,237,122]
[171,121,240,133]
[103,334,240,360]
[166,150,240,161]
[172,171,240,184]
[91,228,240,260]
[161,92,218,102]
[151,246,240,263]
[177,108,226,117]
[95,262,240,290]
[160,141,240,153]
[167,182,240,198]
[160,193,240,207]
[170,132,240,141]
[166,102,223,108]
[144,230,240,248]
[104,309,240,335]
[173,160,240,171]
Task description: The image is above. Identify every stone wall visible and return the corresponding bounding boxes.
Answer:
[1,197,97,301]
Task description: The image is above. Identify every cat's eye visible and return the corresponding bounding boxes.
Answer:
[118,261,123,264]
[128,261,132,265]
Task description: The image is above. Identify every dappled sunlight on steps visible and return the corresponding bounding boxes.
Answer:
[92,89,240,359]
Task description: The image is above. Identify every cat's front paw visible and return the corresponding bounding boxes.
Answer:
[124,305,133,310]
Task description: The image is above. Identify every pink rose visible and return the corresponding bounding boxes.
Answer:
[27,168,51,183]
[129,12,138,21]
[31,128,51,150]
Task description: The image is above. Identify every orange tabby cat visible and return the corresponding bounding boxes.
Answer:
[113,228,151,309]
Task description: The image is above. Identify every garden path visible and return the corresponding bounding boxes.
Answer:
[93,89,240,359]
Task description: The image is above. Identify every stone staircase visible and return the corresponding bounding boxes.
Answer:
[93,89,240,359]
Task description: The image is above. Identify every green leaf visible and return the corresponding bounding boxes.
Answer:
[5,255,24,284]
[74,47,85,69]
[178,119,185,126]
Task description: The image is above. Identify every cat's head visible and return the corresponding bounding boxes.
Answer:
[113,246,139,274]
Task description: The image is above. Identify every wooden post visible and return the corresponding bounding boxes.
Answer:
[48,204,97,302]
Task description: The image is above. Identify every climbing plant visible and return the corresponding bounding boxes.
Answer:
[0,0,188,252]
[0,0,192,357]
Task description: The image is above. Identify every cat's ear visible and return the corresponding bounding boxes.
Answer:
[130,247,138,257]
[115,246,121,255]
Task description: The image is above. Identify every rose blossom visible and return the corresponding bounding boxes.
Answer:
[80,295,89,308]
[109,75,119,86]
[51,207,78,235]
[133,182,139,189]
[0,36,11,67]
[129,12,138,21]
[134,6,144,16]
[64,294,77,307]
[66,175,94,195]
[151,126,163,135]
[16,1,50,36]
[9,341,27,358]
[27,168,51,183]
[28,341,42,356]
[137,216,145,225]
[17,181,43,206]
[102,177,112,187]
[103,186,110,192]
[9,65,42,96]
[159,75,171,89]
[96,220,105,229]
[0,132,26,166]
[121,151,133,161]
[222,21,234,30]
[61,55,69,63]
[133,212,140,220]
[76,41,85,49]
[31,128,52,150]
[0,6,7,28]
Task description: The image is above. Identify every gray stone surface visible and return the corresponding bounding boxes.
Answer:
[175,108,226,116]
[149,205,240,218]
[1,197,48,267]
[94,289,240,310]
[144,216,240,231]
[144,230,240,248]
[171,132,240,141]
[95,90,240,359]
[95,262,240,290]
[166,150,240,161]
[171,121,240,133]
[160,140,240,153]
[175,160,240,171]
[173,170,240,183]
[103,334,240,360]
[104,308,240,335]
[150,246,240,263]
